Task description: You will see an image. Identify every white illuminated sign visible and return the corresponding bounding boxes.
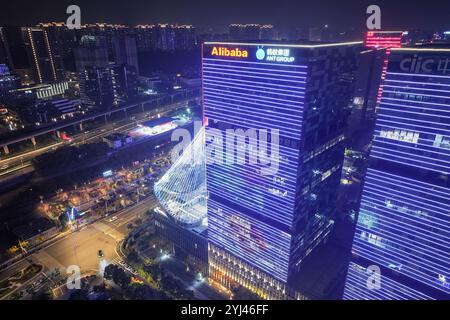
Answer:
[256,47,295,63]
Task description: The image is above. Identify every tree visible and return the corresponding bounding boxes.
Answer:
[127,250,140,264]
[145,264,162,281]
[125,283,159,300]
[58,213,69,230]
[32,289,54,300]
[113,267,131,288]
[7,245,19,255]
[104,264,118,281]
[104,264,131,288]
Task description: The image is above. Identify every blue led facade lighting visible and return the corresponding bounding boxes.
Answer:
[344,49,450,300]
[202,42,361,296]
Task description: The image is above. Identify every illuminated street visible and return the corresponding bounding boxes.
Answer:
[0,196,158,299]
[0,0,449,309]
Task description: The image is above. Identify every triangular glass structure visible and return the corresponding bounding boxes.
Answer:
[154,126,207,227]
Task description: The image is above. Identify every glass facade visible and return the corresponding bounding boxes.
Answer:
[202,42,360,297]
[154,127,207,227]
[344,49,450,300]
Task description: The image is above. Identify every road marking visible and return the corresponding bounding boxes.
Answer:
[33,251,66,270]
[91,222,124,241]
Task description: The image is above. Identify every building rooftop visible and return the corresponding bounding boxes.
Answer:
[142,117,174,127]
[204,40,364,48]
[392,46,450,52]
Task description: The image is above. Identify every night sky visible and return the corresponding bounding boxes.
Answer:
[1,0,449,33]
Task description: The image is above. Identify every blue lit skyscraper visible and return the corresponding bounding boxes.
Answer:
[344,48,450,300]
[202,41,361,299]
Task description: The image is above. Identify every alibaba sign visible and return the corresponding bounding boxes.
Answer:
[211,47,248,58]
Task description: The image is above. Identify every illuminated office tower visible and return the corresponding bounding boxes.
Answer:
[38,22,77,74]
[343,48,450,300]
[22,27,63,84]
[365,31,404,104]
[350,31,406,138]
[202,41,361,299]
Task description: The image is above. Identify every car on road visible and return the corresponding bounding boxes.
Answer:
[108,216,118,222]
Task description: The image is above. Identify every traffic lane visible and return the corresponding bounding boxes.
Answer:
[0,191,158,299]
[30,197,158,273]
[103,197,158,231]
[0,259,31,282]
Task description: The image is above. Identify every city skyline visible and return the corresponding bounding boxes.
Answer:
[0,0,449,304]
[1,0,450,33]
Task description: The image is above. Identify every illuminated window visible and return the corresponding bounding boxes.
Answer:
[433,135,450,149]
[380,129,419,144]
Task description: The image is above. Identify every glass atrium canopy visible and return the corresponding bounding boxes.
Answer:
[154,127,207,227]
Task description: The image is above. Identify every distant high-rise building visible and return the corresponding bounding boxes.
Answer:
[202,41,362,299]
[155,24,175,51]
[0,30,10,67]
[0,64,20,99]
[432,31,450,44]
[0,26,32,83]
[112,35,139,74]
[198,33,229,44]
[134,24,197,52]
[38,22,78,73]
[284,27,308,42]
[173,25,197,50]
[343,47,450,300]
[79,64,138,109]
[79,23,128,60]
[78,65,113,109]
[110,64,138,106]
[134,25,157,51]
[259,25,276,40]
[309,25,332,42]
[74,35,109,72]
[22,27,64,83]
[229,24,275,41]
[402,30,434,46]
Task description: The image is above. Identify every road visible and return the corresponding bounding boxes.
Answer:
[0,196,159,299]
[0,99,193,180]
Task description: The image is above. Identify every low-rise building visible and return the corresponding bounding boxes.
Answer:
[103,132,133,149]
